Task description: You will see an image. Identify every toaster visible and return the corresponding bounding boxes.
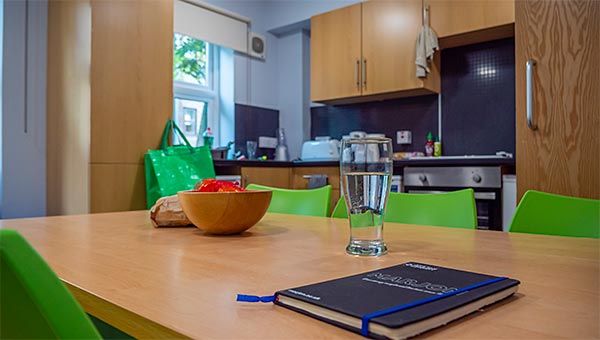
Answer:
[301,139,340,161]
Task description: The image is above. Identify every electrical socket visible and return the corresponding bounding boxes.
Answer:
[396,130,412,144]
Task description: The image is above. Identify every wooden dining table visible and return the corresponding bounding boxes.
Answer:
[1,211,598,339]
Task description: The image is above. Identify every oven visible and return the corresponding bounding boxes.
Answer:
[403,167,503,230]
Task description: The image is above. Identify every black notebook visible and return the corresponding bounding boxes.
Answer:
[275,262,519,340]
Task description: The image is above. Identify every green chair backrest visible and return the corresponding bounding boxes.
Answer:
[0,229,101,339]
[385,189,477,228]
[332,189,477,229]
[331,197,348,218]
[509,190,600,238]
[246,184,332,217]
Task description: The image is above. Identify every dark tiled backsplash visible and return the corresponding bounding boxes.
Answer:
[311,38,516,156]
[441,38,515,156]
[235,104,279,159]
[311,95,439,153]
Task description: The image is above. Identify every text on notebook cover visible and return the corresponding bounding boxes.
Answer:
[364,272,458,295]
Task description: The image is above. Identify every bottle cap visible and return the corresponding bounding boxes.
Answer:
[427,132,433,141]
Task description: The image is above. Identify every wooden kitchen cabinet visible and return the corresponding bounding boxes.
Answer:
[310,4,362,102]
[310,1,440,104]
[292,167,341,212]
[241,167,292,189]
[515,0,599,200]
[237,166,341,213]
[291,167,339,190]
[362,0,439,97]
[427,0,514,39]
[47,0,173,214]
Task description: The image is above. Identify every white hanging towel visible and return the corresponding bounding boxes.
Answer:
[415,25,439,78]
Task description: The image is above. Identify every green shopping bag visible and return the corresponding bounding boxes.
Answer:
[144,120,216,208]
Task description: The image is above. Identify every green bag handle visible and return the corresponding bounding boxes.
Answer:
[160,119,195,151]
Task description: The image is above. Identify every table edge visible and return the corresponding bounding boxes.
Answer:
[65,281,190,339]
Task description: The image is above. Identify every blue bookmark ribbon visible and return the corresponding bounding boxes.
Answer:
[360,276,508,336]
[236,294,276,303]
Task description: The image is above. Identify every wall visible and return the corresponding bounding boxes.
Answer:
[262,0,362,32]
[277,30,310,159]
[1,0,47,218]
[203,0,279,109]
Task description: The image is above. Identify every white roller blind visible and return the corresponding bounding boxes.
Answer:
[174,0,248,53]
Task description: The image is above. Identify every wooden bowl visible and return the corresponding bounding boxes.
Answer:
[177,190,272,235]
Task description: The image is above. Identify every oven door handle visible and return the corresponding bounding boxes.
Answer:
[407,190,446,195]
[407,190,496,200]
[474,192,496,200]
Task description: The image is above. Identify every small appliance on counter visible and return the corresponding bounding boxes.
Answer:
[274,128,290,161]
[301,137,340,161]
[210,147,229,160]
[349,131,367,138]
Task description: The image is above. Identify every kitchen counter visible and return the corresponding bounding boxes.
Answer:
[216,156,515,218]
[214,157,515,169]
[214,160,335,168]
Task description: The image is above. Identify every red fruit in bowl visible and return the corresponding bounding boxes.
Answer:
[193,179,246,193]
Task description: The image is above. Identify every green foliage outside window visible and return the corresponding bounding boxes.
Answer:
[173,33,208,86]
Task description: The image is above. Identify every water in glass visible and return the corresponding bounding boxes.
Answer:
[341,137,393,257]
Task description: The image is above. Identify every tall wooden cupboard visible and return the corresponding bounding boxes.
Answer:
[47,0,173,214]
[515,0,599,200]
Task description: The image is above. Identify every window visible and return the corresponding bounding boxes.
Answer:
[174,33,209,86]
[173,33,219,146]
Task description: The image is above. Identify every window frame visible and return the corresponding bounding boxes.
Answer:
[173,40,220,146]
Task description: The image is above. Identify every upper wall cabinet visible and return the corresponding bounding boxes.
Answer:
[427,0,514,40]
[311,1,440,104]
[310,4,362,102]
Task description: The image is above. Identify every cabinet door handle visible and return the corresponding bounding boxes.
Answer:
[302,174,328,179]
[526,59,537,130]
[362,58,367,89]
[355,59,360,89]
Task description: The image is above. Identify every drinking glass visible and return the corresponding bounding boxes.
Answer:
[341,137,393,256]
[246,141,257,160]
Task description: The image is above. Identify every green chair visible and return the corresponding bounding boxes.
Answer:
[331,189,477,229]
[509,190,600,238]
[331,197,348,218]
[0,229,102,339]
[246,184,332,217]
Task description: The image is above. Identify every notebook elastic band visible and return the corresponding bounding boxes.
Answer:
[236,294,276,303]
[360,277,508,336]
